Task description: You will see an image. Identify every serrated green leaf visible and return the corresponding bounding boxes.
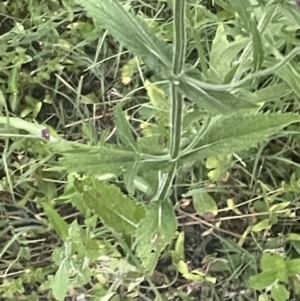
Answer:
[135,201,177,272]
[179,113,300,164]
[115,104,136,150]
[191,190,218,216]
[59,146,136,176]
[248,271,278,290]
[74,0,257,115]
[52,262,69,301]
[271,283,289,301]
[261,253,286,272]
[75,0,173,74]
[178,69,258,113]
[41,202,69,241]
[83,179,145,236]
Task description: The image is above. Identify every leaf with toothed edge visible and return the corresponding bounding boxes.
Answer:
[179,112,300,165]
[135,201,177,272]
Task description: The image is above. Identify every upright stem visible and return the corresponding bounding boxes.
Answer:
[154,0,186,202]
[172,0,186,76]
[170,0,186,160]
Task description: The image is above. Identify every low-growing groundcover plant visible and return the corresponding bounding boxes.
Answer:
[2,0,300,300]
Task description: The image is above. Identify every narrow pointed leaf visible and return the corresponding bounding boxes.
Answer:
[59,146,136,176]
[75,0,173,74]
[52,262,69,301]
[178,69,257,113]
[115,104,136,150]
[180,113,300,164]
[250,18,264,71]
[41,202,69,241]
[208,24,231,81]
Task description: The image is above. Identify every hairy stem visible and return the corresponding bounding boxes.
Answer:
[154,0,186,202]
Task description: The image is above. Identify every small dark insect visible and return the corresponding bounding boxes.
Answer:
[41,128,50,140]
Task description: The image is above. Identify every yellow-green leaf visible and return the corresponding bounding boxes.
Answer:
[191,190,218,216]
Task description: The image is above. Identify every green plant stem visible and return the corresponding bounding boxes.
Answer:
[172,0,186,76]
[153,164,177,201]
[170,0,186,159]
[154,0,186,202]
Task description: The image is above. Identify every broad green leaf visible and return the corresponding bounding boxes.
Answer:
[115,104,136,150]
[59,146,137,176]
[286,233,300,242]
[52,262,69,301]
[179,113,300,164]
[271,283,289,301]
[41,202,69,241]
[191,190,218,216]
[135,201,177,272]
[83,179,145,236]
[75,0,173,75]
[248,271,278,290]
[286,258,300,276]
[261,253,286,272]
